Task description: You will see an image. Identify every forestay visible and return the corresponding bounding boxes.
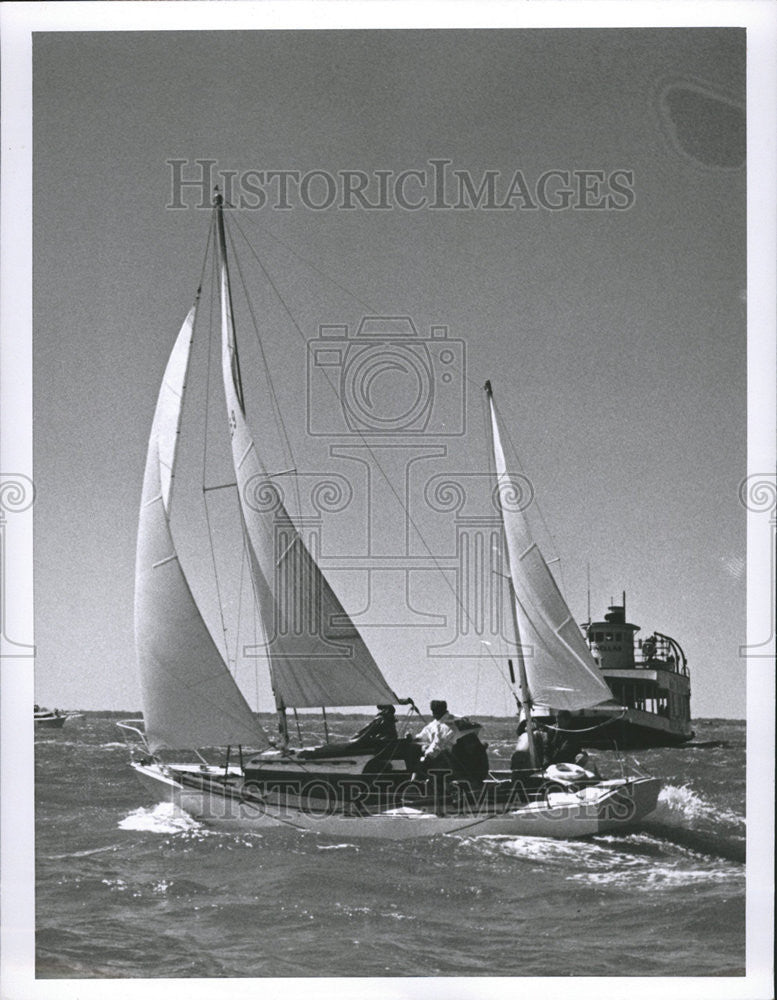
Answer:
[486,386,611,712]
[135,307,268,752]
[215,200,398,710]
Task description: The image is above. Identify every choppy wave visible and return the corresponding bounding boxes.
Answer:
[35,716,747,978]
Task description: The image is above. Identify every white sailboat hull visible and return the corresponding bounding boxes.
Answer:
[131,762,661,841]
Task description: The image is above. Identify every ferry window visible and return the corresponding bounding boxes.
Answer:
[595,632,604,642]
[614,631,621,641]
[605,632,613,641]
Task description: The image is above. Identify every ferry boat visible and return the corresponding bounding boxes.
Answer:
[536,597,693,749]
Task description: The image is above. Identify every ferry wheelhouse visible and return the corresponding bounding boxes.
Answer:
[537,598,693,750]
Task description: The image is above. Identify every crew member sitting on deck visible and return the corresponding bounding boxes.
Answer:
[349,705,398,747]
[295,705,402,762]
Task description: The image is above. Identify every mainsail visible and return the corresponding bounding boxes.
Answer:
[486,383,611,711]
[214,197,398,709]
[135,306,267,752]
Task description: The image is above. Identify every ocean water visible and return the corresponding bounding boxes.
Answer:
[35,716,745,979]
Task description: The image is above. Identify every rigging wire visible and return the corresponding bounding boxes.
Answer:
[223,218,304,522]
[231,211,377,315]
[219,205,520,698]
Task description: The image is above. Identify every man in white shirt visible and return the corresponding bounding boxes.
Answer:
[417,700,489,786]
[417,700,458,764]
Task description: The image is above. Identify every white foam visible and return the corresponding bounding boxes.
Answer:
[657,783,744,828]
[569,861,743,890]
[118,802,205,835]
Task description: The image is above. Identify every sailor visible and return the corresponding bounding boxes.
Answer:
[510,719,533,771]
[349,705,398,746]
[417,700,489,786]
[544,710,581,764]
[542,712,600,775]
[510,716,548,772]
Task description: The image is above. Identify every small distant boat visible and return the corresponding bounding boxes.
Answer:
[120,192,662,840]
[534,598,694,749]
[34,706,69,729]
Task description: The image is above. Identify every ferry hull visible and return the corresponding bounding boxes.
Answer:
[131,763,661,841]
[535,711,694,750]
[583,718,693,750]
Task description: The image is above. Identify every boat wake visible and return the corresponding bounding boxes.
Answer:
[471,782,746,870]
[475,828,743,888]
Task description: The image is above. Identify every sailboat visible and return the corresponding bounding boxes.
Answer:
[121,193,661,839]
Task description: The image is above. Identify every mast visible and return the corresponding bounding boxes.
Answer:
[214,188,290,742]
[508,577,541,770]
[213,189,245,413]
[485,380,540,770]
[277,703,289,745]
[587,563,592,627]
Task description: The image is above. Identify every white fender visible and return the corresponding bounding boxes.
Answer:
[543,762,595,782]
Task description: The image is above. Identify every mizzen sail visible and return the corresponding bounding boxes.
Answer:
[215,198,398,709]
[486,383,611,711]
[135,306,267,751]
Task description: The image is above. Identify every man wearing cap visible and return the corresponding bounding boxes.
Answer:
[417,700,489,786]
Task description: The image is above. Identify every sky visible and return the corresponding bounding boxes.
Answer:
[27,26,752,717]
